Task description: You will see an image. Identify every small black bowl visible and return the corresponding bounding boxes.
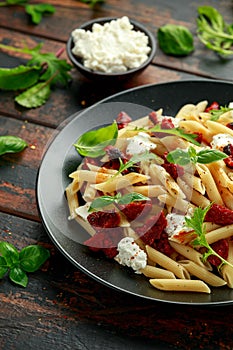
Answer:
[66,17,156,81]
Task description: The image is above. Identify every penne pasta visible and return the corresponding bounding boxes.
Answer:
[141,265,176,279]
[146,245,190,280]
[179,260,226,287]
[149,279,211,293]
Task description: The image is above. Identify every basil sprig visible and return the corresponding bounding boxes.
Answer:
[89,192,150,211]
[74,121,118,158]
[210,106,233,121]
[0,242,50,287]
[138,125,200,146]
[167,146,227,166]
[0,135,28,156]
[185,205,233,269]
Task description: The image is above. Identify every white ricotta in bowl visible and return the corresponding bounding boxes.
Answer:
[71,16,151,73]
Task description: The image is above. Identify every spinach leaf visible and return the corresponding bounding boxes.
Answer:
[157,24,194,56]
[0,65,41,90]
[0,135,28,156]
[15,81,51,108]
[74,121,118,157]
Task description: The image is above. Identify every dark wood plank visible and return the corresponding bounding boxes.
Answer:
[0,116,54,220]
[0,212,233,350]
[0,28,196,127]
[0,0,232,81]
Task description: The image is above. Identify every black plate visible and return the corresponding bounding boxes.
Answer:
[37,80,233,305]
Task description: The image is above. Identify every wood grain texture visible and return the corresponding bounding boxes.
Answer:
[0,1,233,349]
[1,212,233,350]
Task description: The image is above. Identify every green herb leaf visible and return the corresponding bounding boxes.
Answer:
[79,0,105,7]
[15,81,51,108]
[197,6,233,57]
[185,205,233,269]
[25,4,55,25]
[167,146,227,166]
[9,266,28,287]
[210,106,233,121]
[118,192,149,205]
[89,192,149,211]
[197,148,227,163]
[158,24,194,56]
[0,135,28,156]
[0,65,41,90]
[0,256,8,278]
[0,0,27,5]
[74,122,118,157]
[19,245,50,272]
[147,125,200,146]
[0,241,19,267]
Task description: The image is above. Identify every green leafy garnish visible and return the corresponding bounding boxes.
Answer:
[0,43,72,108]
[0,1,55,24]
[79,0,105,7]
[197,6,233,57]
[185,205,233,269]
[0,135,28,156]
[157,24,194,56]
[210,106,233,121]
[89,192,149,211]
[111,151,159,180]
[0,241,50,287]
[139,125,200,146]
[167,146,227,166]
[74,122,118,158]
[25,3,55,24]
[0,65,41,90]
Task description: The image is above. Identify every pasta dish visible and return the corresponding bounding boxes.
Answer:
[66,100,233,294]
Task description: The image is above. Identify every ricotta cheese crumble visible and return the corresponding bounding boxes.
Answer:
[115,237,147,273]
[72,16,151,73]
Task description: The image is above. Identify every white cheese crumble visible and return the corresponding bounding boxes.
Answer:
[229,102,233,109]
[126,132,156,155]
[74,203,91,220]
[72,16,151,73]
[210,134,233,151]
[165,212,193,239]
[115,237,147,274]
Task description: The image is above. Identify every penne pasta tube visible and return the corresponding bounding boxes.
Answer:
[179,120,212,143]
[196,163,224,205]
[207,161,233,194]
[169,241,212,270]
[205,225,233,244]
[94,172,150,193]
[179,260,226,287]
[130,184,166,197]
[66,183,79,219]
[158,194,189,213]
[149,279,211,293]
[221,241,233,288]
[146,245,190,279]
[206,120,233,137]
[181,172,205,195]
[150,164,185,198]
[69,169,112,184]
[141,265,176,279]
[175,101,208,120]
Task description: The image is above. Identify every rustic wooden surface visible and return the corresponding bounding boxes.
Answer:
[0,0,233,349]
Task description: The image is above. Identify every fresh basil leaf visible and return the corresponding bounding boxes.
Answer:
[0,135,28,156]
[15,81,51,108]
[9,266,28,287]
[0,65,41,90]
[118,192,149,205]
[19,245,50,272]
[0,256,8,278]
[89,196,115,211]
[158,24,194,56]
[210,106,233,121]
[4,0,27,4]
[25,4,55,25]
[149,125,200,146]
[166,149,191,166]
[197,149,227,164]
[0,241,19,268]
[74,122,118,157]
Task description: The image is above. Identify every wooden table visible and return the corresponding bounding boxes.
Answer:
[0,1,233,349]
